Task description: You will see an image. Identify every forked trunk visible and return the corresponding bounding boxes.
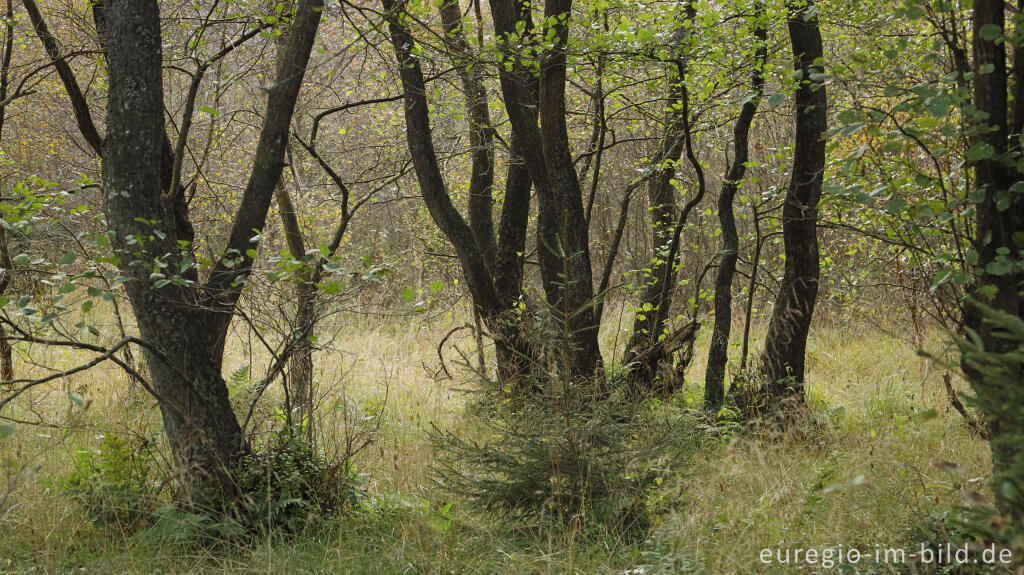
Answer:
[135,307,244,494]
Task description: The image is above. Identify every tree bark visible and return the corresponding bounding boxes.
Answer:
[964,0,1024,509]
[439,0,498,274]
[489,0,602,380]
[0,226,15,383]
[537,0,602,379]
[0,0,15,382]
[274,180,315,431]
[704,7,767,410]
[383,0,535,383]
[102,0,322,495]
[758,0,828,405]
[493,136,535,381]
[103,0,240,492]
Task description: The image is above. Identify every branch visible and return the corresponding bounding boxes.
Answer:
[22,0,104,156]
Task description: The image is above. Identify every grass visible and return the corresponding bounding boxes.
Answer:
[0,308,993,574]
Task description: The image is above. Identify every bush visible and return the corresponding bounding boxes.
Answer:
[432,300,697,534]
[63,433,164,531]
[227,431,364,535]
[140,432,363,546]
[900,304,1024,574]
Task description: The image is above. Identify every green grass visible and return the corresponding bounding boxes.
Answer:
[0,312,993,574]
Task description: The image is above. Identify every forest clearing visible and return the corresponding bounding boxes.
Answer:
[0,0,1021,573]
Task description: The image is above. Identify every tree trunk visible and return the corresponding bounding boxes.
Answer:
[439,0,498,274]
[383,0,539,386]
[274,181,315,431]
[964,0,1024,511]
[0,0,15,383]
[739,202,764,372]
[537,0,602,379]
[135,307,244,494]
[102,0,322,494]
[493,136,535,381]
[0,227,16,383]
[438,0,534,382]
[623,6,700,391]
[489,0,602,381]
[704,8,767,410]
[758,0,827,405]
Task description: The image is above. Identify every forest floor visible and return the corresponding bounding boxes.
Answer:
[0,310,992,574]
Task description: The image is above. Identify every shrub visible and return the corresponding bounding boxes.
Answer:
[63,433,164,531]
[433,299,696,534]
[227,431,364,535]
[900,304,1024,574]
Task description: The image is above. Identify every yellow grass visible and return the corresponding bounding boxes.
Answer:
[0,308,993,574]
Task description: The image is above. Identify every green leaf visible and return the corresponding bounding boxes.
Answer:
[0,423,14,439]
[68,392,85,407]
[199,105,220,116]
[886,197,908,214]
[401,287,416,302]
[965,142,995,162]
[979,24,1003,42]
[429,281,444,293]
[930,269,953,293]
[986,259,1014,276]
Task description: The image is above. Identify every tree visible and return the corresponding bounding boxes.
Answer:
[757,0,828,407]
[622,3,704,393]
[100,0,322,494]
[380,0,538,385]
[488,0,602,380]
[0,0,16,382]
[704,2,767,410]
[962,0,1024,511]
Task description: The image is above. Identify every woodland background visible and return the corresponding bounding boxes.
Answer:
[0,0,1022,573]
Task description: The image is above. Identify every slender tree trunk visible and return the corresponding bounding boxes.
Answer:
[537,0,602,379]
[439,0,497,274]
[438,0,533,382]
[0,0,15,382]
[739,202,764,372]
[385,0,548,387]
[384,0,540,386]
[274,181,315,431]
[758,0,828,406]
[704,7,767,409]
[493,136,535,381]
[488,0,602,381]
[0,227,16,383]
[623,5,701,391]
